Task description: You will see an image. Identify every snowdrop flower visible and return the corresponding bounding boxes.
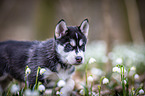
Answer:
[129,66,136,76]
[79,89,85,95]
[24,89,32,96]
[139,89,144,94]
[130,66,136,71]
[25,67,31,75]
[38,84,45,92]
[57,80,66,87]
[56,91,63,95]
[123,80,127,85]
[112,67,121,73]
[102,78,109,84]
[40,68,46,75]
[89,58,96,64]
[116,58,123,64]
[56,91,60,95]
[10,84,20,94]
[44,89,52,95]
[87,75,94,82]
[24,89,39,96]
[134,74,139,80]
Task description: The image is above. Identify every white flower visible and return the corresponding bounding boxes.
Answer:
[56,91,60,95]
[89,58,96,64]
[25,67,31,75]
[116,58,123,64]
[24,89,39,96]
[130,66,136,71]
[32,90,39,96]
[112,67,121,73]
[38,84,45,92]
[44,89,52,95]
[57,91,63,95]
[24,89,32,96]
[10,84,20,94]
[102,78,109,84]
[79,89,85,95]
[87,76,94,82]
[124,80,127,85]
[57,80,66,87]
[40,68,46,75]
[134,74,139,80]
[139,89,144,94]
[129,66,136,76]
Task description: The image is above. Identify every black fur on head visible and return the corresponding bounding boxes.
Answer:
[54,19,89,65]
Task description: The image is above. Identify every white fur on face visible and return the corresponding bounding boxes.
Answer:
[70,39,76,47]
[56,44,84,65]
[79,39,83,46]
[77,50,85,63]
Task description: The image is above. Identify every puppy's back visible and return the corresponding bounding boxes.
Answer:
[0,40,34,81]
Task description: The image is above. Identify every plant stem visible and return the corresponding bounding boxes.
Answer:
[121,66,125,96]
[97,85,101,96]
[51,80,59,96]
[85,62,89,96]
[24,66,28,90]
[98,76,105,96]
[91,82,93,96]
[85,63,88,87]
[35,66,41,90]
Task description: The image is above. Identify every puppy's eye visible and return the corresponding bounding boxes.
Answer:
[65,43,73,50]
[80,43,85,51]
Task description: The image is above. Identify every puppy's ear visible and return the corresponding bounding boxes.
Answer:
[79,19,89,37]
[55,19,67,39]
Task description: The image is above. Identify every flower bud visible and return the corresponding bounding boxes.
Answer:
[139,89,144,94]
[57,80,66,87]
[38,84,45,92]
[102,78,109,84]
[40,68,46,75]
[89,58,96,64]
[87,76,94,82]
[25,67,31,75]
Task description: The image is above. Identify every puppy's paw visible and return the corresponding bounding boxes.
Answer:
[60,79,75,96]
[60,88,70,96]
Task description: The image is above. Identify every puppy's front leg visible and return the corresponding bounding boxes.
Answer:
[60,78,75,96]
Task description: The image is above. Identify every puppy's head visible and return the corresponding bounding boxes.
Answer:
[55,19,89,65]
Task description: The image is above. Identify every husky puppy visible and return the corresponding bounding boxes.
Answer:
[0,19,89,95]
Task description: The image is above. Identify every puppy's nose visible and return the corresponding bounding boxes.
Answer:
[75,56,82,63]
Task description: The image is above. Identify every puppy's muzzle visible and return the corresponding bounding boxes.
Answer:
[75,56,82,63]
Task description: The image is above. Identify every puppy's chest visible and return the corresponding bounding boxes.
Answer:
[43,64,75,82]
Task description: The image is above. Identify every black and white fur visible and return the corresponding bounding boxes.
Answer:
[0,19,89,95]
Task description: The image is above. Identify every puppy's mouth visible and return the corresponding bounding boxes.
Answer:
[72,62,83,66]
